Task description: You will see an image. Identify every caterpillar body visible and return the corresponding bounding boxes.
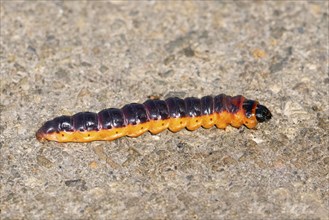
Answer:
[36,94,272,143]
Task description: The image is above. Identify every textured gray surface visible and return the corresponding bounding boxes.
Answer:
[1,1,328,219]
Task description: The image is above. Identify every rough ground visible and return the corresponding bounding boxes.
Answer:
[1,1,328,219]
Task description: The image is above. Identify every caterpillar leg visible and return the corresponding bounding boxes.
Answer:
[186,116,202,131]
[168,118,188,132]
[126,123,150,137]
[201,114,217,129]
[148,119,170,135]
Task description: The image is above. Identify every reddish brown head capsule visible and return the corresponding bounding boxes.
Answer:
[36,94,272,143]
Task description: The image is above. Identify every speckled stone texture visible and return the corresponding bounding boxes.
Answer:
[1,1,328,219]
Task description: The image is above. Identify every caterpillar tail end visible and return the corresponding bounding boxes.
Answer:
[36,128,47,142]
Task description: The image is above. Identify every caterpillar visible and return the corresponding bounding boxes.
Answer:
[36,94,272,143]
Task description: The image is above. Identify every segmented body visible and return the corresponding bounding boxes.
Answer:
[36,94,272,143]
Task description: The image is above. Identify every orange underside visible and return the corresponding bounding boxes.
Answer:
[37,110,258,143]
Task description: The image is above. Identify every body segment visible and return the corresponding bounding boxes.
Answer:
[36,94,272,143]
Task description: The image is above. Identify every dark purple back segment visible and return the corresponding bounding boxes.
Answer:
[40,112,99,134]
[72,112,98,131]
[184,97,202,117]
[146,96,214,119]
[39,119,58,134]
[165,97,187,118]
[54,116,74,132]
[121,103,148,125]
[98,108,125,129]
[200,95,214,115]
[214,94,227,113]
[143,99,169,120]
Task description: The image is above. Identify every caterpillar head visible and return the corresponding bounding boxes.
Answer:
[243,100,272,123]
[255,104,272,122]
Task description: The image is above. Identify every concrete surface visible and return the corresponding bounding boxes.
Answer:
[1,1,328,219]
